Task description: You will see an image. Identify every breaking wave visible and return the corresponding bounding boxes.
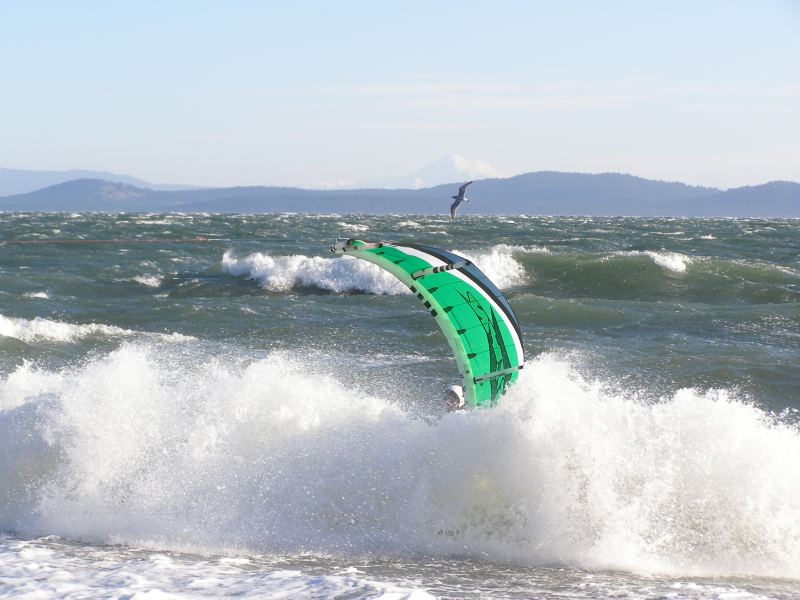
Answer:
[221,245,529,294]
[221,250,408,294]
[222,243,800,304]
[1,345,799,578]
[514,250,800,303]
[0,314,194,344]
[613,250,693,273]
[453,245,539,288]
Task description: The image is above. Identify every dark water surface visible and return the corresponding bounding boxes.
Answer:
[1,213,798,598]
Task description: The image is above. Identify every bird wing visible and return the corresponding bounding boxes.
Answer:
[450,199,460,219]
[458,181,474,197]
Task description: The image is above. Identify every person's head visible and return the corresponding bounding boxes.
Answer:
[444,384,465,410]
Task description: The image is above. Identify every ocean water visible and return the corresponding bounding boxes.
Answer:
[1,213,799,599]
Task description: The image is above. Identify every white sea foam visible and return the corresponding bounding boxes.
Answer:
[0,314,193,344]
[1,347,798,578]
[131,275,163,288]
[453,244,532,287]
[222,245,531,294]
[470,243,550,256]
[774,265,800,277]
[335,221,370,232]
[644,251,692,273]
[0,314,131,343]
[222,250,410,294]
[613,251,693,273]
[131,218,178,226]
[396,220,422,229]
[0,537,432,600]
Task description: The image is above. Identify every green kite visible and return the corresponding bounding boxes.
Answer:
[331,238,525,407]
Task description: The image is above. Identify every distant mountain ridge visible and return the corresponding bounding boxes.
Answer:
[0,172,798,217]
[0,167,201,196]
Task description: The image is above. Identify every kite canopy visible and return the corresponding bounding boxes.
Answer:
[331,238,524,407]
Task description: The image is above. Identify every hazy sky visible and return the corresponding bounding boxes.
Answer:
[1,1,798,188]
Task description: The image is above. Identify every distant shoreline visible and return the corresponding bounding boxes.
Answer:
[1,172,798,217]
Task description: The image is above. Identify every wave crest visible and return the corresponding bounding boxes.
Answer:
[453,245,533,288]
[614,250,693,273]
[221,244,531,294]
[1,347,799,578]
[222,250,409,294]
[0,314,194,344]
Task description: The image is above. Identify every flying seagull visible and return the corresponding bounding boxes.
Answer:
[450,181,473,219]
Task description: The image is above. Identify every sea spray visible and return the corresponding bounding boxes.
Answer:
[222,250,408,294]
[1,344,799,577]
[451,245,530,288]
[221,244,529,294]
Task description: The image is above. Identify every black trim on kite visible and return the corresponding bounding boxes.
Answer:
[405,243,523,343]
[411,260,472,280]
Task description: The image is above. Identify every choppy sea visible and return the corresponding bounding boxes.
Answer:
[1,213,799,599]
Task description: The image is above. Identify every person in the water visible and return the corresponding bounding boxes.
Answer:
[443,384,465,411]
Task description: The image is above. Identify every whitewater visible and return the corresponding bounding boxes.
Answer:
[1,213,799,599]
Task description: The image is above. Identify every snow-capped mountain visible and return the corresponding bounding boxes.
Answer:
[316,154,507,190]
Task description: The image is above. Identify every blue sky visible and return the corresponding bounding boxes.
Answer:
[1,1,798,188]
